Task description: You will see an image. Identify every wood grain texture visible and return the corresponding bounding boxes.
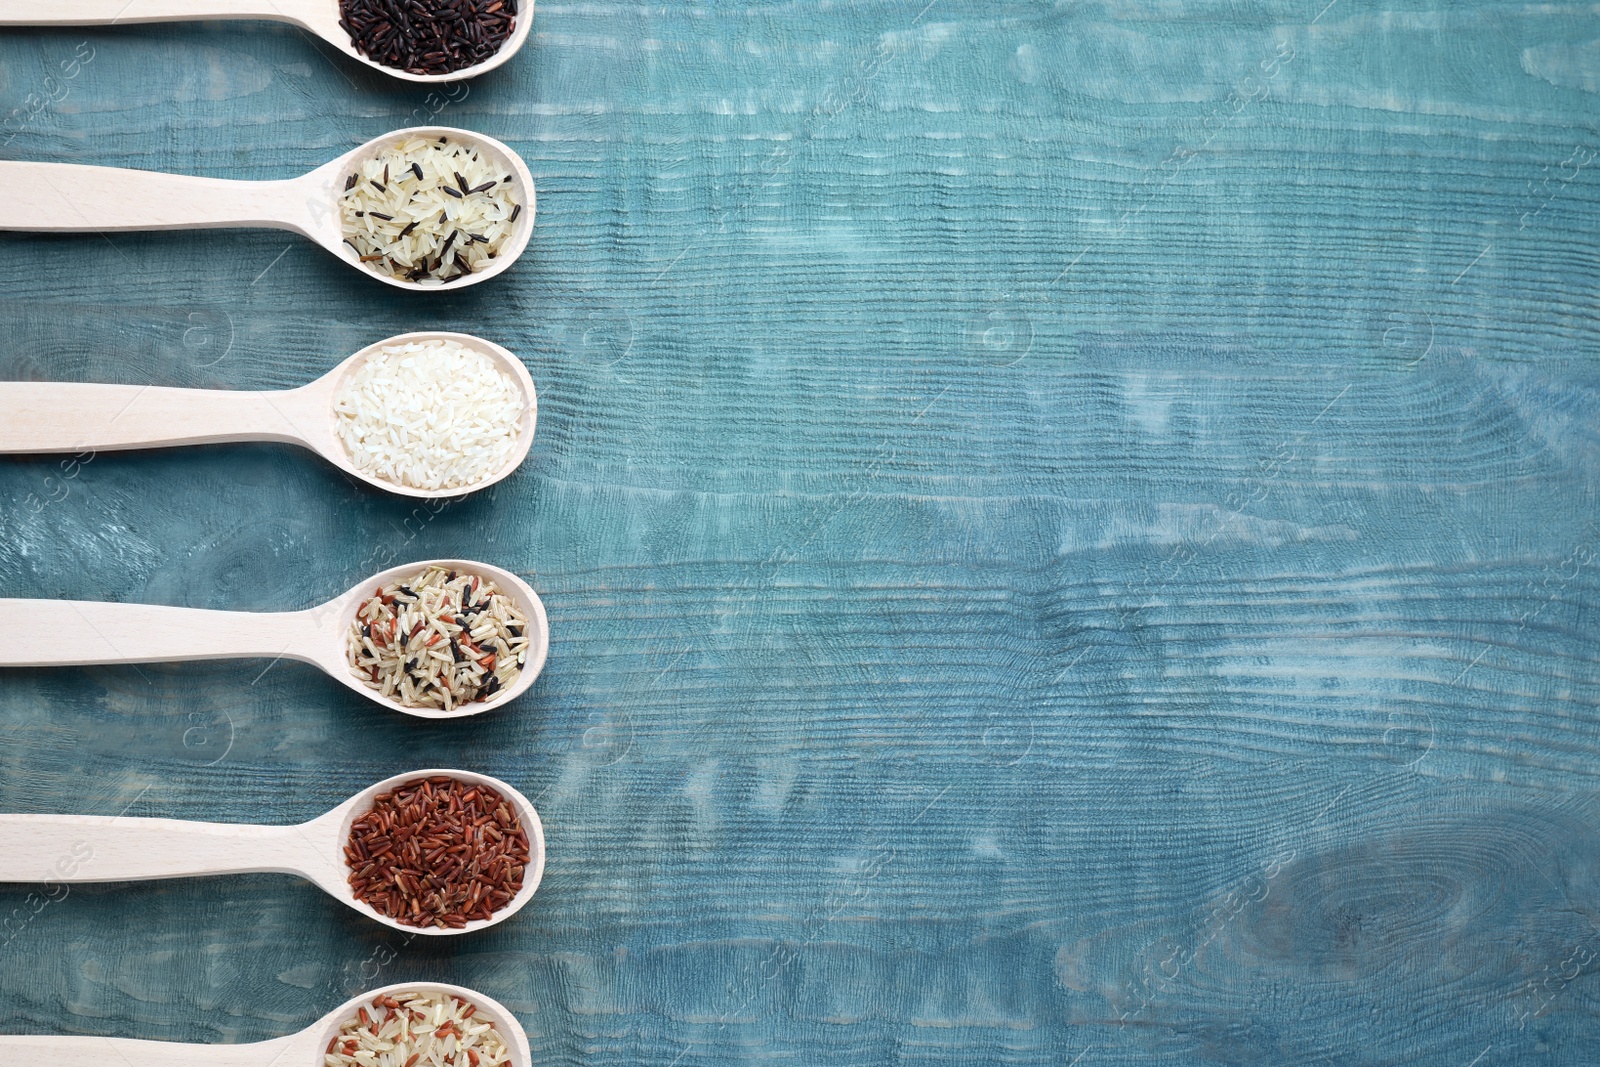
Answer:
[0,1,1597,1064]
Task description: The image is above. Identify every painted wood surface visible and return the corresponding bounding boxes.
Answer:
[0,1,1597,1065]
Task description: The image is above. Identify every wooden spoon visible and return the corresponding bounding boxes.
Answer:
[0,981,534,1065]
[0,331,537,499]
[0,126,536,292]
[0,0,534,84]
[0,559,550,718]
[0,769,545,937]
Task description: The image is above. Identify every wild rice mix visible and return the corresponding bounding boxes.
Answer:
[339,0,518,77]
[348,566,530,710]
[323,989,513,1067]
[346,775,532,928]
[333,339,526,492]
[340,136,522,285]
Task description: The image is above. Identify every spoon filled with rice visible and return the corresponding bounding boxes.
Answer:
[0,126,535,292]
[0,0,535,83]
[1,331,537,498]
[0,560,550,718]
[0,982,534,1066]
[0,769,545,936]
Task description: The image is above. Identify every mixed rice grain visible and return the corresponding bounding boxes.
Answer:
[340,136,522,285]
[348,566,530,710]
[323,989,514,1067]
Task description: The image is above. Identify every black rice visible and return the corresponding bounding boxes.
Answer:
[339,0,519,76]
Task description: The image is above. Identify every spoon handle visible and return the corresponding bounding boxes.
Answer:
[0,0,319,24]
[0,1034,298,1066]
[0,600,327,666]
[0,162,314,233]
[0,382,318,453]
[0,813,313,883]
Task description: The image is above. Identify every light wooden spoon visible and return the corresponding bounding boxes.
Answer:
[0,331,536,499]
[0,125,535,292]
[0,559,550,718]
[0,981,534,1066]
[0,769,546,937]
[0,0,534,84]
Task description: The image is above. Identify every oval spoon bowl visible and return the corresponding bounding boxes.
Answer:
[320,768,546,935]
[315,332,538,498]
[328,2,536,83]
[307,127,537,292]
[324,559,551,718]
[308,982,534,1066]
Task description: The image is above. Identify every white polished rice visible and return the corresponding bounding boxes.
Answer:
[340,135,522,284]
[323,990,513,1067]
[334,339,524,491]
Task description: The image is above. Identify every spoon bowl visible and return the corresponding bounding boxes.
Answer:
[0,331,537,498]
[0,981,534,1066]
[0,769,546,938]
[308,127,537,291]
[0,0,534,84]
[0,126,537,292]
[324,769,546,934]
[0,558,551,718]
[302,982,534,1065]
[324,559,551,716]
[315,332,539,496]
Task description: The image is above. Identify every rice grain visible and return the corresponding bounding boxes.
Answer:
[340,136,521,285]
[347,566,530,710]
[333,339,525,491]
[323,990,514,1067]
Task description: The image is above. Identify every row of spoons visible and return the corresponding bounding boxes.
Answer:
[0,19,547,1049]
[0,125,536,292]
[0,0,533,84]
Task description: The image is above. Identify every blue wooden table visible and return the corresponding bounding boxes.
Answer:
[1,2,1598,1064]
